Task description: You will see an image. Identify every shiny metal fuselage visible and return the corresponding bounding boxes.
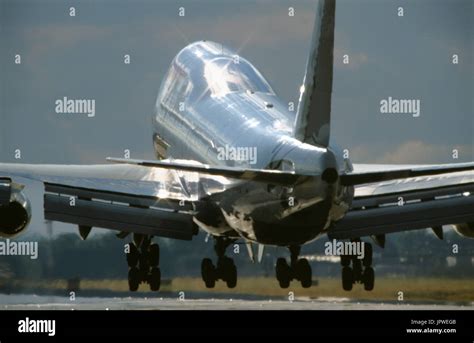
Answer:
[152,41,352,246]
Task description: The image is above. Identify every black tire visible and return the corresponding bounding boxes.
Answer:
[226,263,237,288]
[138,252,149,273]
[362,243,372,267]
[340,255,351,267]
[149,267,161,291]
[352,258,362,281]
[149,244,160,266]
[363,267,375,291]
[201,258,216,288]
[126,243,139,268]
[276,258,290,288]
[296,259,312,288]
[128,267,140,292]
[218,257,228,277]
[342,267,353,291]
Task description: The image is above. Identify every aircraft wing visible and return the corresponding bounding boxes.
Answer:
[2,160,474,241]
[328,167,474,240]
[106,157,301,185]
[0,162,230,240]
[340,162,474,186]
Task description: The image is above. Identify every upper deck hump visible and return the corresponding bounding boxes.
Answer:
[164,41,275,101]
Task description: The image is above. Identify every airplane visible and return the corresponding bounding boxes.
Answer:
[0,0,473,292]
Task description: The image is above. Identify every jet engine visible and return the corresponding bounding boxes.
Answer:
[0,178,32,238]
[453,222,474,239]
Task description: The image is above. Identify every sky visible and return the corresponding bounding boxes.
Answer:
[0,0,473,236]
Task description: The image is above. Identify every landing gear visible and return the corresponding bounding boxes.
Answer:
[201,258,216,288]
[201,238,237,288]
[363,267,374,291]
[219,257,237,288]
[126,235,161,292]
[276,258,291,288]
[128,267,140,292]
[275,245,312,288]
[341,266,353,291]
[340,241,374,291]
[149,267,161,291]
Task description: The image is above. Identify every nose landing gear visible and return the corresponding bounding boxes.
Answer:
[201,238,238,288]
[275,245,312,288]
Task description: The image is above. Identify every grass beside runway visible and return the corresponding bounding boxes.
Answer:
[2,277,474,303]
[169,277,474,303]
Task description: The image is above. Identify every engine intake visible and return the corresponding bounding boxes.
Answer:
[0,179,31,238]
[453,222,474,239]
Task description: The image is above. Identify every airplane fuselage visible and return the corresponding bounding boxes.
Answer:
[152,41,353,246]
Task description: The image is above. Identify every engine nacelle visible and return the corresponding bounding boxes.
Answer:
[0,180,31,238]
[453,222,474,239]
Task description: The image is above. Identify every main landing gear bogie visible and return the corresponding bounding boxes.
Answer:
[275,245,313,289]
[126,237,161,292]
[201,238,238,289]
[341,241,374,291]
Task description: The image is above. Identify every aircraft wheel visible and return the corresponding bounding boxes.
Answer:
[363,267,375,291]
[128,267,140,292]
[148,243,160,266]
[276,258,291,288]
[352,258,362,281]
[201,258,216,288]
[342,266,353,291]
[225,261,237,289]
[149,267,161,291]
[126,243,139,268]
[139,252,150,273]
[362,242,372,267]
[296,258,312,288]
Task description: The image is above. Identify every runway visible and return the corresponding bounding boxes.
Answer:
[1,293,472,310]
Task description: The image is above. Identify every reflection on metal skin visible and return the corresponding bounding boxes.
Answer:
[152,41,351,245]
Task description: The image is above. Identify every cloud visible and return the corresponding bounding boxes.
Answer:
[349,140,473,164]
[334,48,368,70]
[378,141,472,164]
[22,24,114,61]
[146,5,316,51]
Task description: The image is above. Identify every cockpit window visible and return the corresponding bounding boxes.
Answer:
[159,61,192,110]
[204,57,274,97]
